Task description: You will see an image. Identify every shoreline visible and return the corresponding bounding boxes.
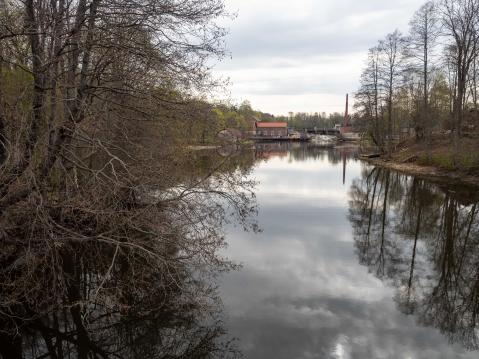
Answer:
[361,157,479,189]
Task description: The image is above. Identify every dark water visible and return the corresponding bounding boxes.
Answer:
[220,143,479,359]
[2,142,479,358]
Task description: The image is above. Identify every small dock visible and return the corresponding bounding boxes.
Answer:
[359,153,381,159]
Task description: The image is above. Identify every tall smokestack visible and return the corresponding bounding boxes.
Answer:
[344,94,349,127]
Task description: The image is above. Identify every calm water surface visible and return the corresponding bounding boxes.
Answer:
[220,143,479,359]
[4,142,478,358]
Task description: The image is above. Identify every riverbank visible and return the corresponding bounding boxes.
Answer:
[361,135,479,188]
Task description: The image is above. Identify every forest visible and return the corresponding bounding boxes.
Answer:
[354,0,479,172]
[0,0,261,357]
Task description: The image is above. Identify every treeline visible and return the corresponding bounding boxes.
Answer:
[275,112,345,129]
[0,0,258,357]
[166,100,254,145]
[355,0,479,149]
[188,101,344,144]
[183,102,346,144]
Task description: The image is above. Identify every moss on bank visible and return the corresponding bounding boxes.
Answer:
[389,136,479,175]
[360,135,479,188]
[417,152,479,172]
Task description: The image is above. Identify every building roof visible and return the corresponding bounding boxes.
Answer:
[256,122,288,128]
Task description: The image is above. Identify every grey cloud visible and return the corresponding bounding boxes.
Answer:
[230,75,355,96]
[214,0,426,114]
[226,13,394,59]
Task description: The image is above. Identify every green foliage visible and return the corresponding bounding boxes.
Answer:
[459,153,479,170]
[1,67,33,109]
[418,151,479,172]
[418,153,455,169]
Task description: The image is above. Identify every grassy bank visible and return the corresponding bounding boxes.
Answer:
[362,135,479,188]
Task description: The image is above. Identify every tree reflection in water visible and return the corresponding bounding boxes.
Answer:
[0,149,257,359]
[349,165,479,351]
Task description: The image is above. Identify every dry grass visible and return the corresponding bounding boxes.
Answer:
[391,135,479,175]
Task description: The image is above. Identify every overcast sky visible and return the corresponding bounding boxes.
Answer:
[213,0,427,116]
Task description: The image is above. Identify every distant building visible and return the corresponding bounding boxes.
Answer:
[255,122,288,138]
[217,128,243,143]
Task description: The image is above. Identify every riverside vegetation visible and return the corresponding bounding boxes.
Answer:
[0,0,263,357]
[354,0,479,177]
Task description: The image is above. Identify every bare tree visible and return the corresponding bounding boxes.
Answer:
[378,30,406,148]
[439,0,479,138]
[0,1,263,357]
[470,52,479,109]
[406,1,440,138]
[355,46,386,147]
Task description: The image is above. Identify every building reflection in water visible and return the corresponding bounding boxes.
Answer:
[253,141,357,165]
[349,165,479,351]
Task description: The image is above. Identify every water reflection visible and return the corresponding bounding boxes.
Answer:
[0,246,233,359]
[221,143,479,359]
[349,166,479,351]
[0,149,257,359]
[8,141,479,358]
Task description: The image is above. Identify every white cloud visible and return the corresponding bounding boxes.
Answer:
[213,0,427,115]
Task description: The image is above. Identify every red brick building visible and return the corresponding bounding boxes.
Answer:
[255,122,288,138]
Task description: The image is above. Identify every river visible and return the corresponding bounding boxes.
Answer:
[2,142,479,358]
[220,142,479,359]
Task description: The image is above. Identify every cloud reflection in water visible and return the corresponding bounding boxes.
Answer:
[220,144,478,359]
